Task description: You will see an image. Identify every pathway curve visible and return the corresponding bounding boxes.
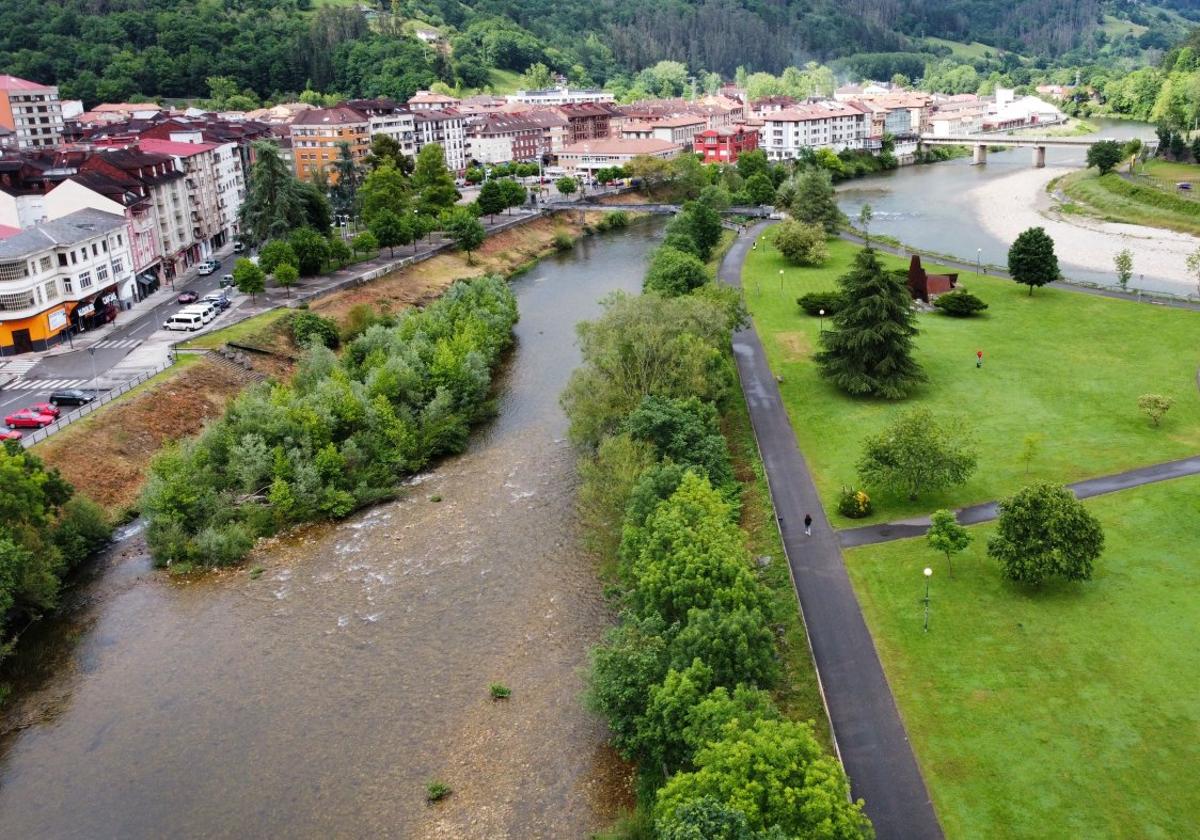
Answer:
[839,453,1200,548]
[722,223,943,840]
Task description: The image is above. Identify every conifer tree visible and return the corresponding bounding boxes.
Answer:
[814,247,925,399]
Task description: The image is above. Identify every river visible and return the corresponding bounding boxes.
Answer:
[0,222,663,839]
[835,118,1193,294]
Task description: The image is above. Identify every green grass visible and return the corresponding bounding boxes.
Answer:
[924,37,1002,60]
[1144,159,1200,182]
[844,476,1200,839]
[485,68,523,95]
[1060,170,1200,236]
[1100,13,1148,37]
[177,308,290,351]
[742,236,1200,524]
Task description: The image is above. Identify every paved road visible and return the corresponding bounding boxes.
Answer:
[839,453,1200,548]
[723,224,943,840]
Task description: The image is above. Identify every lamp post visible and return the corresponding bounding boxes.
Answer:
[922,567,933,632]
[779,268,784,294]
[87,346,98,387]
[976,247,982,275]
[819,308,825,332]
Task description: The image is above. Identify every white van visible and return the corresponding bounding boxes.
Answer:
[163,312,204,331]
[181,303,216,324]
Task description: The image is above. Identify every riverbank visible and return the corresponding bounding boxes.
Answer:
[1058,168,1200,237]
[970,165,1199,296]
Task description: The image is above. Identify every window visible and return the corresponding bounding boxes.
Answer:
[116,233,123,246]
[40,255,52,272]
[92,243,99,257]
[96,265,109,283]
[70,251,77,265]
[111,258,123,274]
[102,240,108,252]
[0,261,29,283]
[44,279,59,300]
[78,270,92,289]
[0,291,36,311]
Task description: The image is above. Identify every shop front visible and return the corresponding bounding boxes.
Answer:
[70,285,119,334]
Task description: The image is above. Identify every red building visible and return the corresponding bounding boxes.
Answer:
[693,126,759,163]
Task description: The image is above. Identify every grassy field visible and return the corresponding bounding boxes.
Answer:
[1144,158,1200,181]
[844,476,1200,839]
[178,308,290,351]
[925,37,1001,60]
[485,67,523,94]
[1101,13,1149,37]
[1059,169,1200,236]
[742,236,1200,523]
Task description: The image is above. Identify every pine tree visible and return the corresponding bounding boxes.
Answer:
[814,247,926,399]
[788,168,841,234]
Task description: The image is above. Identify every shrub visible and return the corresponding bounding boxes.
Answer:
[932,289,989,317]
[837,487,873,519]
[774,220,829,266]
[257,240,297,275]
[988,482,1105,585]
[797,291,846,317]
[290,311,340,348]
[643,246,709,297]
[51,496,112,564]
[596,210,630,231]
[552,230,575,251]
[426,781,451,802]
[489,683,512,699]
[1137,393,1174,426]
[340,303,394,343]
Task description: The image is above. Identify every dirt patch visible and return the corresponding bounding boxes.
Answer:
[776,331,812,361]
[34,358,272,515]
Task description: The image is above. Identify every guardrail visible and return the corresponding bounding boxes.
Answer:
[17,359,174,449]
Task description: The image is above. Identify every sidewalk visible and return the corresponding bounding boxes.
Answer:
[722,222,943,840]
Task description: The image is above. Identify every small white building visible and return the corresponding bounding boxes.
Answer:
[506,87,615,107]
[557,138,680,174]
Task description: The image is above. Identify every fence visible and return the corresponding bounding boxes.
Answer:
[18,358,175,448]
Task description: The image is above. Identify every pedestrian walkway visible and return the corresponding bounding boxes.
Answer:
[722,223,943,840]
[91,338,142,350]
[5,377,91,390]
[0,357,39,375]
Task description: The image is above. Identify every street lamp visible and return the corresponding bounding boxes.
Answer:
[818,308,825,332]
[922,567,933,632]
[87,346,98,387]
[976,248,982,275]
[778,268,784,294]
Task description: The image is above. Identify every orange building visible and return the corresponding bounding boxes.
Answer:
[289,106,370,181]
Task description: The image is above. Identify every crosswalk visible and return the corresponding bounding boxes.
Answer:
[0,358,39,375]
[91,338,142,350]
[3,378,90,391]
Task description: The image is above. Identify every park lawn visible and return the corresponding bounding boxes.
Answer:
[177,308,290,351]
[1059,170,1200,236]
[844,475,1200,839]
[924,37,1002,60]
[742,236,1200,524]
[1144,159,1200,181]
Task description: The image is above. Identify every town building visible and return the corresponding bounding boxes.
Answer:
[137,139,228,258]
[759,102,869,159]
[506,87,616,107]
[0,208,134,354]
[289,105,371,181]
[557,138,680,174]
[693,127,760,164]
[552,103,623,144]
[516,109,569,155]
[75,102,166,128]
[412,109,467,173]
[0,75,65,150]
[620,115,707,146]
[345,99,417,158]
[407,91,462,111]
[467,113,546,164]
[834,82,890,102]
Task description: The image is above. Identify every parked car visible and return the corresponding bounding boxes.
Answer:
[233,242,245,252]
[220,274,235,288]
[49,388,95,407]
[164,311,204,331]
[177,289,199,304]
[0,428,23,441]
[196,262,216,276]
[201,293,230,310]
[6,408,56,429]
[29,401,60,418]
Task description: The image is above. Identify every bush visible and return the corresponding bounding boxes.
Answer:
[837,487,873,519]
[290,311,340,348]
[932,289,989,317]
[797,291,846,317]
[340,303,394,343]
[596,210,630,231]
[51,496,112,564]
[489,683,512,699]
[644,246,709,297]
[426,781,451,802]
[774,220,829,266]
[552,230,575,251]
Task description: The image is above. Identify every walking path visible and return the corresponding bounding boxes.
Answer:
[722,223,943,840]
[839,453,1200,548]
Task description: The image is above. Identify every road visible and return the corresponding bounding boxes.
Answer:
[0,245,236,420]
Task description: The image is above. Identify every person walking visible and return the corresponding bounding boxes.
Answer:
[804,513,813,536]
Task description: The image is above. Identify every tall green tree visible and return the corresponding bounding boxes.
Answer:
[238,140,307,245]
[644,247,710,297]
[358,162,410,225]
[857,409,977,501]
[498,178,527,213]
[369,208,406,257]
[257,240,297,275]
[988,483,1105,585]
[476,179,506,220]
[411,144,459,212]
[329,141,360,222]
[273,261,299,297]
[232,257,265,301]
[440,206,486,263]
[1007,227,1060,295]
[814,248,926,399]
[288,227,331,276]
[787,168,841,234]
[1086,140,1124,175]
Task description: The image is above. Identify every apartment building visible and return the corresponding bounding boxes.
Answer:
[407,91,461,111]
[345,99,417,157]
[0,75,65,150]
[557,138,680,174]
[412,109,467,173]
[138,139,226,259]
[693,127,760,164]
[552,103,623,144]
[289,106,371,182]
[620,115,707,146]
[467,113,546,164]
[0,208,134,353]
[506,87,615,107]
[760,102,869,159]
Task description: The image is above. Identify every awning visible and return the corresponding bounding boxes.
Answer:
[136,275,156,287]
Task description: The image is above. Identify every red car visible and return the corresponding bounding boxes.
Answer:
[5,408,55,429]
[0,428,22,441]
[177,289,200,304]
[29,402,60,418]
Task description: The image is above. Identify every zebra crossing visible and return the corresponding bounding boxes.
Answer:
[91,338,142,350]
[0,358,39,376]
[3,378,90,391]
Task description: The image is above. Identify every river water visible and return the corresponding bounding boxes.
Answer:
[836,118,1173,291]
[0,223,662,839]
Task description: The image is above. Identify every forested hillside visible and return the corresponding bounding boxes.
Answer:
[0,0,1195,105]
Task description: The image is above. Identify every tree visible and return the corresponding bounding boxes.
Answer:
[520,61,555,90]
[555,176,578,197]
[675,201,723,260]
[624,395,733,488]
[411,144,458,211]
[498,178,527,213]
[364,134,411,173]
[587,616,669,759]
[1007,227,1059,295]
[232,257,265,301]
[273,261,299,297]
[644,246,710,297]
[358,162,409,225]
[369,208,406,257]
[657,796,756,840]
[288,227,331,276]
[1086,140,1124,175]
[328,236,352,267]
[1113,248,1133,292]
[476,179,506,220]
[736,149,769,181]
[299,181,332,235]
[814,248,926,399]
[773,220,828,266]
[440,206,486,263]
[987,483,1105,585]
[786,168,840,234]
[1137,393,1174,427]
[858,203,873,244]
[238,140,306,244]
[926,509,971,577]
[655,718,873,839]
[329,141,360,222]
[351,231,378,256]
[257,240,297,275]
[635,659,714,773]
[857,409,977,500]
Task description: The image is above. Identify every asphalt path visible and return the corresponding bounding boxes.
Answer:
[723,223,943,840]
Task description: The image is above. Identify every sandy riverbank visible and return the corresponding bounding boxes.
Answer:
[969,165,1199,296]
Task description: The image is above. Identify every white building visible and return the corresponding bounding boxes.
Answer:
[760,102,869,160]
[620,115,707,146]
[506,87,615,107]
[139,139,229,258]
[557,138,680,174]
[0,75,65,150]
[413,109,467,173]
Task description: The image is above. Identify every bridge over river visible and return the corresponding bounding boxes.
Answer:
[919,133,1155,167]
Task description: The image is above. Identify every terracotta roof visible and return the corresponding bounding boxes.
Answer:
[766,103,867,121]
[137,138,218,157]
[93,102,161,113]
[0,75,55,93]
[291,106,368,126]
[559,138,679,155]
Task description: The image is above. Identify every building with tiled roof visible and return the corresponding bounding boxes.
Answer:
[759,101,870,159]
[620,114,707,146]
[289,105,370,181]
[407,91,461,111]
[557,138,681,174]
[0,75,65,150]
[412,108,467,173]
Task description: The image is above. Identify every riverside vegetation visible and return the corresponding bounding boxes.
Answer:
[563,205,873,838]
[140,276,518,569]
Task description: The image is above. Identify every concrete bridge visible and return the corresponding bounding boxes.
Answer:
[918,134,1149,168]
[543,200,772,217]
